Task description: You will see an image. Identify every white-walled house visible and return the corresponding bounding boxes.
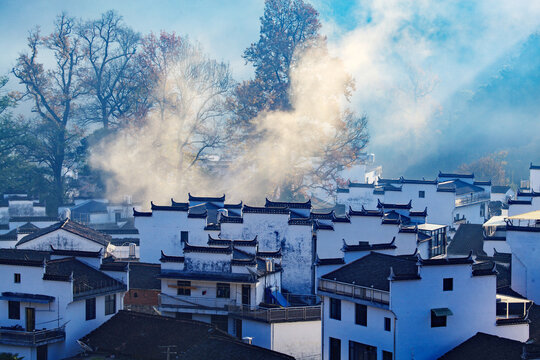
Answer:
[15,219,112,254]
[336,172,490,228]
[505,211,540,303]
[491,186,515,203]
[0,248,127,360]
[317,252,529,360]
[158,237,321,360]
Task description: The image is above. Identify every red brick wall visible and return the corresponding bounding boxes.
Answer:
[124,289,159,306]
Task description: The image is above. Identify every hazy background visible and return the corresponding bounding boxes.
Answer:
[2,0,540,182]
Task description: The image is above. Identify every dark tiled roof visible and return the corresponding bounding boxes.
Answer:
[342,238,396,252]
[151,201,189,212]
[517,189,540,197]
[288,218,312,226]
[80,311,294,360]
[348,182,375,188]
[311,210,334,220]
[159,270,257,283]
[187,210,207,219]
[321,252,419,291]
[437,179,485,195]
[332,215,350,223]
[409,208,428,217]
[400,177,437,185]
[508,199,532,205]
[188,193,226,203]
[0,224,9,230]
[399,225,418,233]
[207,235,258,247]
[0,248,49,261]
[257,249,282,258]
[506,224,540,232]
[492,185,511,194]
[100,228,139,235]
[418,254,474,266]
[377,199,412,210]
[314,221,334,231]
[204,223,221,231]
[183,242,232,254]
[438,332,523,360]
[265,198,311,209]
[243,205,290,215]
[530,163,540,170]
[17,219,111,247]
[224,202,243,209]
[133,208,152,217]
[219,214,244,223]
[377,178,401,184]
[348,206,383,217]
[9,216,59,222]
[0,229,17,241]
[160,251,185,263]
[316,257,345,266]
[471,261,497,276]
[51,246,102,258]
[438,171,474,179]
[474,180,492,186]
[129,263,161,290]
[171,199,189,208]
[447,224,484,256]
[45,257,125,294]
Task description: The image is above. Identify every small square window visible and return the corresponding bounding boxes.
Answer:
[419,191,425,198]
[443,278,453,291]
[329,298,341,320]
[382,351,393,360]
[217,283,230,298]
[384,317,391,331]
[181,231,189,243]
[177,281,191,296]
[431,312,447,327]
[85,298,96,321]
[14,273,21,283]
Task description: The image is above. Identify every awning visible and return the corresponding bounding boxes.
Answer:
[431,308,453,317]
[0,292,55,304]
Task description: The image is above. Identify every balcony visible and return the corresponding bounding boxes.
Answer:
[0,326,65,346]
[228,304,321,323]
[455,192,490,207]
[318,278,390,306]
[73,280,127,301]
[159,293,237,312]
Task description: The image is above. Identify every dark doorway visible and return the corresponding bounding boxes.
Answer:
[242,285,251,306]
[25,307,35,331]
[235,319,242,338]
[37,344,47,360]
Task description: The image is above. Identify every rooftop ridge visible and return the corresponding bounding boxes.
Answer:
[188,193,226,203]
[265,198,312,209]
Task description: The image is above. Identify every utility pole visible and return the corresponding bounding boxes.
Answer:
[159,345,177,360]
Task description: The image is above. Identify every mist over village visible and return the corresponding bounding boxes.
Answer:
[1,0,540,359]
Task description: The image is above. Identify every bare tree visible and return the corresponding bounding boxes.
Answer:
[136,33,235,167]
[12,13,84,210]
[78,10,142,128]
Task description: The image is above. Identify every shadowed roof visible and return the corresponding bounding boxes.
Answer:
[438,332,523,360]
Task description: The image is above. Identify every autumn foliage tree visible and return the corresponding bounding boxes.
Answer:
[458,152,509,185]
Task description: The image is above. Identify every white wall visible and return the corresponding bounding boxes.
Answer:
[273,320,321,360]
[16,229,106,253]
[506,229,540,302]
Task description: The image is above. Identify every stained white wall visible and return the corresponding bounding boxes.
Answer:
[16,229,106,253]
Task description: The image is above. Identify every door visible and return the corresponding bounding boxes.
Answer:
[241,285,251,306]
[37,344,47,360]
[235,319,242,339]
[25,307,35,331]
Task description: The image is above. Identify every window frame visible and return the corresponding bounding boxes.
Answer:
[14,273,21,283]
[180,231,189,243]
[329,298,341,320]
[329,337,341,360]
[85,297,96,321]
[355,303,367,326]
[384,317,391,332]
[443,278,453,291]
[105,294,116,315]
[382,350,393,360]
[431,312,447,327]
[216,283,231,298]
[8,301,20,320]
[418,190,425,198]
[177,280,191,296]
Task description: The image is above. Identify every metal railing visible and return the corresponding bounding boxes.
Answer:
[159,293,237,311]
[0,326,65,346]
[228,304,321,323]
[318,278,390,305]
[455,192,490,207]
[73,280,126,300]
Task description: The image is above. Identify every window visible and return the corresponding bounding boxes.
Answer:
[133,292,138,298]
[85,298,96,320]
[431,312,447,327]
[382,350,393,360]
[480,205,485,217]
[177,281,191,296]
[349,341,376,360]
[14,273,20,283]
[8,301,20,319]
[384,317,391,331]
[105,294,116,315]
[329,298,341,320]
[180,231,189,243]
[355,304,367,326]
[419,190,425,198]
[329,337,341,360]
[216,283,230,298]
[443,278,453,291]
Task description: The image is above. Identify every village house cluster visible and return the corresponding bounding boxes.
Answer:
[1,163,540,359]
